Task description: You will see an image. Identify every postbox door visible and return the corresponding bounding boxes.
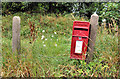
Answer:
[70,36,88,59]
[70,21,90,60]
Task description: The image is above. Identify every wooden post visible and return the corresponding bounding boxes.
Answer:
[86,13,99,63]
[12,16,21,54]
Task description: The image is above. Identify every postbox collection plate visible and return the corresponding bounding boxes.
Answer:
[70,21,90,60]
[75,41,83,54]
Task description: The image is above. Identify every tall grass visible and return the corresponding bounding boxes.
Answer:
[1,12,119,77]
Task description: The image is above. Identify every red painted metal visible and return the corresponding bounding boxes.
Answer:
[70,21,90,60]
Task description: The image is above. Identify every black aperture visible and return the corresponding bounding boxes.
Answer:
[74,28,88,31]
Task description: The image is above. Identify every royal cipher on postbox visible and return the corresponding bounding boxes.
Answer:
[70,21,90,60]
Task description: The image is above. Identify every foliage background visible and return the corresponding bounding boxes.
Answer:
[2,2,120,26]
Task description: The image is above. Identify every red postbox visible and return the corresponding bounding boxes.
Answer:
[70,21,90,60]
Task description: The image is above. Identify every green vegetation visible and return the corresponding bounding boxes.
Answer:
[1,12,119,77]
[2,2,119,25]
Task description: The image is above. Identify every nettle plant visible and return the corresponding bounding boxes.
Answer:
[100,3,119,30]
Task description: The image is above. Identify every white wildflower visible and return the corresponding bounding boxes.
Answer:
[43,41,44,43]
[54,32,57,34]
[43,44,46,47]
[41,35,45,40]
[42,30,45,33]
[52,35,54,37]
[51,39,52,40]
[102,19,106,22]
[45,38,47,41]
[57,39,58,41]
[55,44,57,47]
[42,35,45,38]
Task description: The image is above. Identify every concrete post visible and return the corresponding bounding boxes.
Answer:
[12,16,21,54]
[86,13,99,63]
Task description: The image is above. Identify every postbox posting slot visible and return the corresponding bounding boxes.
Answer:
[74,26,89,29]
[73,26,89,37]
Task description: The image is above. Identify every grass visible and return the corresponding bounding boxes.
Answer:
[1,12,119,77]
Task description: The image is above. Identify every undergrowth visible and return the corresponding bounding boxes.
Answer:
[1,12,119,77]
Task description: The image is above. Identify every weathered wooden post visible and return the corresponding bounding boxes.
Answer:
[86,13,99,63]
[12,16,21,54]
